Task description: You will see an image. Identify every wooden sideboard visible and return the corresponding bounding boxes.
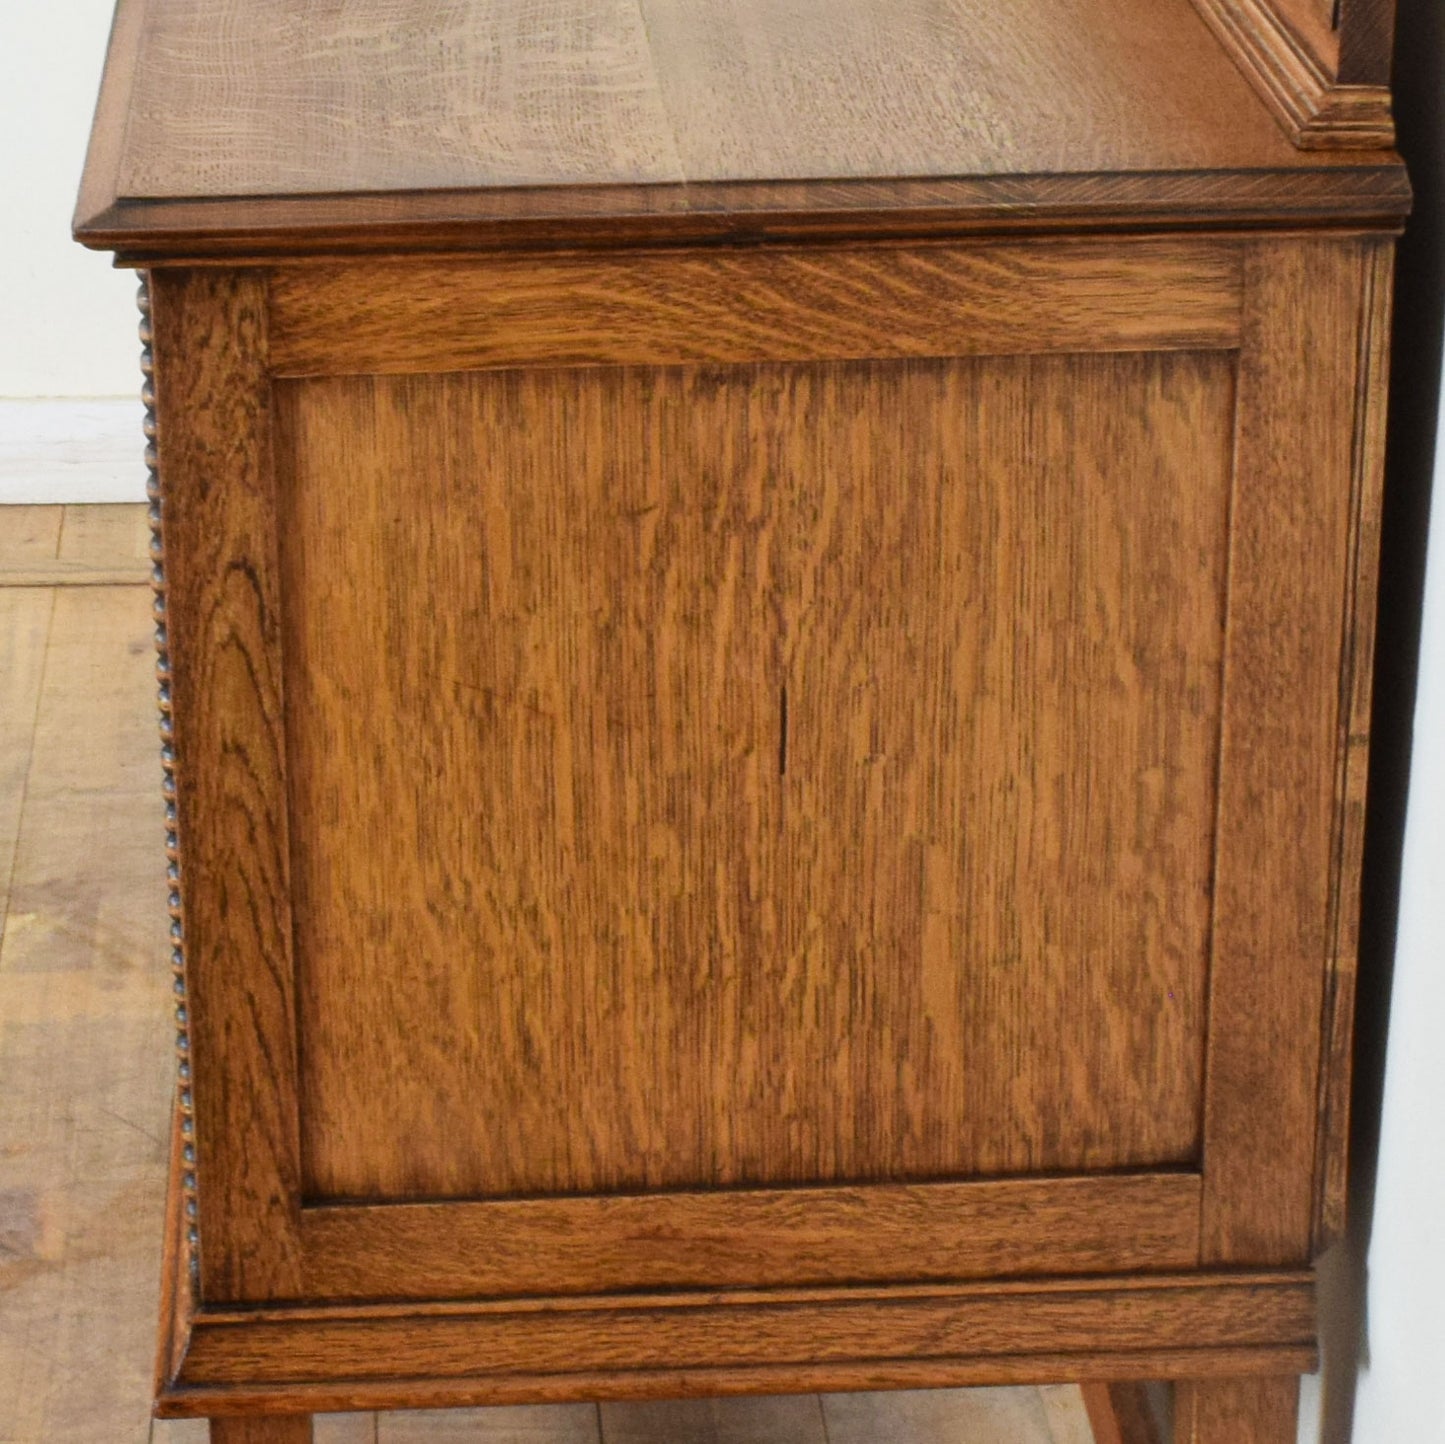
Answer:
[75,2,1410,1440]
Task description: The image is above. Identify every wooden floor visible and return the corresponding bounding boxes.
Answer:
[0,504,1098,1444]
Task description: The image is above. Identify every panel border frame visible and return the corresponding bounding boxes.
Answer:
[152,235,1386,1335]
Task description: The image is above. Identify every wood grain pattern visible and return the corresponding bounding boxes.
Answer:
[73,0,149,232]
[157,1274,1317,1416]
[298,1175,1201,1300]
[1189,0,1395,148]
[0,586,172,1444]
[0,505,150,588]
[74,0,1410,258]
[137,233,1395,1423]
[160,1350,1319,1423]
[1313,238,1395,1249]
[0,590,50,927]
[266,242,1243,378]
[1174,1376,1299,1443]
[1336,0,1398,86]
[57,503,151,577]
[1212,0,1397,86]
[109,0,1302,204]
[66,1,1402,1427]
[638,0,1297,179]
[0,508,63,572]
[1199,238,1377,1265]
[147,269,301,1301]
[1080,1382,1165,1444]
[277,349,1230,1204]
[77,165,1412,265]
[118,0,681,197]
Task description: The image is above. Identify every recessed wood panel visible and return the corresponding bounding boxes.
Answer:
[276,351,1234,1201]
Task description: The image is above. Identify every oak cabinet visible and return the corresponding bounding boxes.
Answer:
[76,2,1408,1441]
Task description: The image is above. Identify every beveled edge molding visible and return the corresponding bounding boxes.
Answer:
[156,1271,1317,1417]
[1192,0,1395,151]
[74,165,1411,265]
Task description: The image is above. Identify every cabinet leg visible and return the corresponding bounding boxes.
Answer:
[1175,1377,1299,1443]
[209,1417,313,1444]
[1080,1382,1164,1443]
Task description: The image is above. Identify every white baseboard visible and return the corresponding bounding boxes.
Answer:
[0,398,146,504]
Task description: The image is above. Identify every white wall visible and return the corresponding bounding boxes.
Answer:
[1,2,140,397]
[0,2,148,503]
[1347,383,1445,1442]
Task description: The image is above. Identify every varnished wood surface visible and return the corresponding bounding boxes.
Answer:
[1336,0,1399,85]
[1189,0,1395,149]
[78,168,1413,265]
[147,270,304,1301]
[1080,1383,1166,1444]
[162,1273,1315,1415]
[1174,1376,1300,1442]
[298,1175,1201,1300]
[117,0,683,198]
[103,0,1306,199]
[134,234,1390,1421]
[1199,238,1386,1265]
[1197,0,1398,85]
[1269,0,1340,63]
[75,0,1409,257]
[278,348,1228,1203]
[633,0,1293,179]
[1313,239,1395,1248]
[267,241,1243,377]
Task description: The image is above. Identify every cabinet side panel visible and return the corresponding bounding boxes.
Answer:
[150,269,302,1299]
[277,352,1233,1201]
[1200,239,1379,1264]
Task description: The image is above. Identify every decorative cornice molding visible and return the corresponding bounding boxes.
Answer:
[1192,0,1395,150]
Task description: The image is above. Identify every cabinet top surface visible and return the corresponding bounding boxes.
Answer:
[76,0,1408,258]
